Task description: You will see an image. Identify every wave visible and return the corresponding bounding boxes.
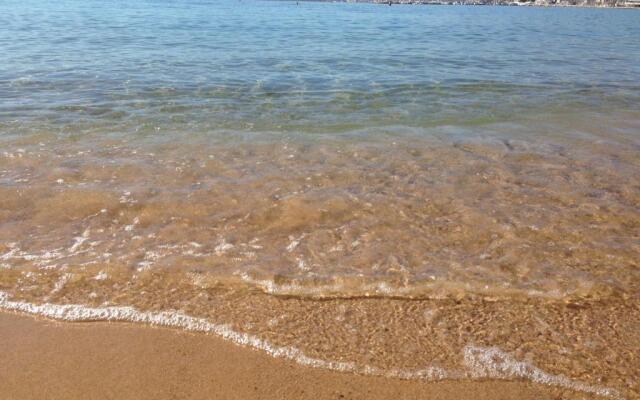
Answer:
[0,291,621,399]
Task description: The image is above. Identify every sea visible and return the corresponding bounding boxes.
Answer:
[0,1,639,398]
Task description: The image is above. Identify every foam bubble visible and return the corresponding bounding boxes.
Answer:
[69,229,91,252]
[49,273,72,295]
[214,239,234,255]
[94,271,108,281]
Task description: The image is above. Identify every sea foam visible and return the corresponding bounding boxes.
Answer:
[0,291,620,399]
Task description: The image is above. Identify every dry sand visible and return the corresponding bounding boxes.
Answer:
[0,311,604,400]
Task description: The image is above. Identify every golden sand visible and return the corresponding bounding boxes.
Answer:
[0,311,607,400]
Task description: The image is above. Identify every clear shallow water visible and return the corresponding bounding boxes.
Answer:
[2,1,640,133]
[1,1,640,398]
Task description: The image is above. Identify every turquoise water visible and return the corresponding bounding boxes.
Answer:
[1,1,639,134]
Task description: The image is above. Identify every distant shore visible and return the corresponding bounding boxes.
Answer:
[308,0,640,8]
[0,311,605,400]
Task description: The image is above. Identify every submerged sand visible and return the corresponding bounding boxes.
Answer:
[0,311,607,400]
[2,114,639,398]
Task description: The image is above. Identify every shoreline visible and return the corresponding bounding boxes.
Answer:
[0,310,606,400]
[300,1,640,9]
[0,290,625,399]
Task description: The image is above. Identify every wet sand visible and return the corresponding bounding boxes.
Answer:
[0,311,604,400]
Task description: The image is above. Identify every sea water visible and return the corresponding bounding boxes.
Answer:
[0,1,639,398]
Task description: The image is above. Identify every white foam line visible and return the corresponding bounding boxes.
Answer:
[237,273,578,301]
[463,346,622,399]
[0,291,621,399]
[238,272,417,297]
[0,291,444,379]
[238,272,351,296]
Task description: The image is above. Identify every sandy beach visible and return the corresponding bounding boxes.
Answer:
[0,311,606,400]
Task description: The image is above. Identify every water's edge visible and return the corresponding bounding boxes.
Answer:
[0,291,620,399]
